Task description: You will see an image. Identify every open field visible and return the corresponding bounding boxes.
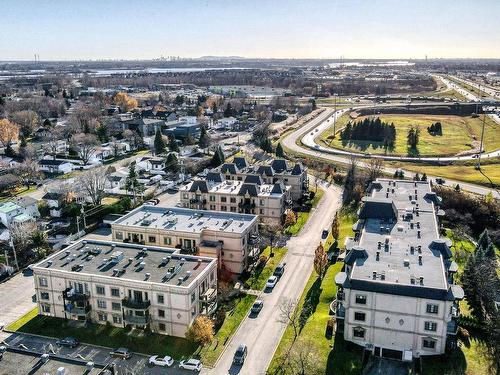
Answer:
[318,114,500,157]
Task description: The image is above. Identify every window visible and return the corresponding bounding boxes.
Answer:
[260,199,265,206]
[354,312,366,321]
[157,294,164,304]
[422,339,436,349]
[191,293,196,303]
[355,295,367,304]
[40,292,49,300]
[159,323,166,331]
[424,321,437,332]
[259,209,264,214]
[183,193,189,199]
[98,313,107,322]
[112,302,121,311]
[221,205,227,211]
[111,288,120,297]
[191,307,196,317]
[230,197,236,203]
[221,197,227,202]
[353,327,365,338]
[209,195,215,202]
[96,285,105,295]
[158,309,165,318]
[97,300,107,309]
[163,237,172,245]
[230,206,236,212]
[39,277,48,287]
[41,304,51,313]
[426,304,439,314]
[148,236,156,243]
[113,316,122,324]
[115,231,123,240]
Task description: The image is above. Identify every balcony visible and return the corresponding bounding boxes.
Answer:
[200,301,217,315]
[239,201,256,209]
[336,304,345,319]
[63,288,90,302]
[190,197,206,205]
[65,304,91,315]
[447,320,458,335]
[122,298,151,310]
[337,291,345,301]
[125,314,149,325]
[200,288,217,302]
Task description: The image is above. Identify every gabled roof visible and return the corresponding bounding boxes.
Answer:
[256,165,274,177]
[290,163,304,175]
[270,159,288,173]
[220,163,238,175]
[358,198,398,221]
[244,174,263,185]
[38,159,69,166]
[233,157,248,170]
[42,192,63,201]
[206,172,223,183]
[189,180,209,193]
[271,182,285,194]
[238,183,258,197]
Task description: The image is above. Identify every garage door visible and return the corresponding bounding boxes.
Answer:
[381,348,403,360]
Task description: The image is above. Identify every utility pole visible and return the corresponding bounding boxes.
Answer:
[9,237,19,271]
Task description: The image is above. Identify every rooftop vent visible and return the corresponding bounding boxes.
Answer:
[376,252,380,261]
[419,277,424,285]
[145,272,151,280]
[372,271,377,280]
[418,255,422,265]
[403,258,410,267]
[47,260,53,267]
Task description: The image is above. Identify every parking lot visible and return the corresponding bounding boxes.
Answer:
[2,333,201,375]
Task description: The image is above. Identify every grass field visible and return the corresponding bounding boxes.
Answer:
[244,246,288,291]
[318,114,500,157]
[285,188,324,235]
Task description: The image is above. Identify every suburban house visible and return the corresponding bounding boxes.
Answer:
[164,116,201,139]
[0,196,40,227]
[32,239,217,337]
[41,191,65,217]
[122,117,164,137]
[334,179,464,360]
[110,205,259,274]
[38,159,73,174]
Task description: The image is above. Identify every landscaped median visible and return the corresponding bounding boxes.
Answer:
[243,246,288,291]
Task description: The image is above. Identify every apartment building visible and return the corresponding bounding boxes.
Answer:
[335,179,464,360]
[111,205,259,274]
[216,157,308,201]
[32,239,217,338]
[179,171,291,222]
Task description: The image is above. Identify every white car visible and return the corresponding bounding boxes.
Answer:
[148,355,174,367]
[266,276,278,289]
[179,358,202,372]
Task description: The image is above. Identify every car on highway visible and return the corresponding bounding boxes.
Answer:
[148,355,174,367]
[56,337,79,348]
[314,145,320,149]
[110,347,132,359]
[472,154,479,158]
[233,344,248,365]
[251,300,264,315]
[273,263,286,278]
[435,178,446,185]
[321,229,329,239]
[266,275,278,290]
[179,358,202,371]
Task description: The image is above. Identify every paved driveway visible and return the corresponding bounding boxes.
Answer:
[0,272,36,328]
[203,179,342,375]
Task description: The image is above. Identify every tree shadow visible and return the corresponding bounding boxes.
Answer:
[325,332,363,375]
[299,277,323,331]
[407,146,420,157]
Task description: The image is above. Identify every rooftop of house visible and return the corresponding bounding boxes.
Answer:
[0,201,21,214]
[217,157,305,177]
[112,205,257,234]
[34,239,215,287]
[181,179,290,198]
[340,179,461,300]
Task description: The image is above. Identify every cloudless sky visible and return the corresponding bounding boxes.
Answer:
[1,0,499,60]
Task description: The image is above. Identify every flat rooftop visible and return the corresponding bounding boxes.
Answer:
[34,239,215,287]
[112,205,257,234]
[350,179,449,291]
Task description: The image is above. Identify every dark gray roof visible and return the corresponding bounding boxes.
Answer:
[220,163,238,175]
[38,159,68,166]
[344,246,368,266]
[238,183,258,197]
[290,163,304,175]
[42,192,63,200]
[206,172,223,183]
[189,180,209,193]
[271,182,285,194]
[270,159,288,173]
[358,198,398,221]
[256,165,274,177]
[244,174,263,185]
[233,157,248,170]
[429,239,452,259]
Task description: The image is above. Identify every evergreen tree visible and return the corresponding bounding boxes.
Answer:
[198,126,211,149]
[154,130,166,155]
[165,152,179,172]
[224,103,234,117]
[211,146,225,167]
[260,138,273,153]
[421,173,427,181]
[169,135,180,153]
[19,134,27,148]
[125,162,142,204]
[275,142,285,157]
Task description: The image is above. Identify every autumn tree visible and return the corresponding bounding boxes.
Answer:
[0,119,20,151]
[70,133,99,165]
[313,242,328,279]
[10,110,39,136]
[284,209,297,227]
[331,212,340,242]
[114,92,138,112]
[185,315,214,347]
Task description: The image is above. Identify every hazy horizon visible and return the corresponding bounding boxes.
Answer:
[1,0,499,61]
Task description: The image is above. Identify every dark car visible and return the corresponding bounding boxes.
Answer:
[233,344,248,365]
[250,300,264,315]
[435,178,446,185]
[273,263,286,278]
[56,337,79,348]
[110,347,132,359]
[321,230,329,239]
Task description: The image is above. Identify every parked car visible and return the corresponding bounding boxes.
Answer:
[233,344,248,365]
[266,276,278,290]
[110,347,132,359]
[321,230,329,239]
[148,355,174,367]
[179,358,202,371]
[56,337,79,348]
[273,263,286,278]
[251,300,264,315]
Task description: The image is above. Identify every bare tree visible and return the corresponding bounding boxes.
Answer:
[70,133,99,165]
[15,159,43,187]
[278,297,301,341]
[10,110,39,136]
[42,127,64,159]
[75,166,109,205]
[9,221,39,266]
[366,158,384,182]
[286,339,322,375]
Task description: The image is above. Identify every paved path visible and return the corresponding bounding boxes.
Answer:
[203,180,342,375]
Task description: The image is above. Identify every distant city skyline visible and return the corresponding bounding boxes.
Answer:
[1,0,499,61]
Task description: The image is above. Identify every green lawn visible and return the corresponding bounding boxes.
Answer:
[8,312,198,359]
[319,114,500,157]
[285,188,324,236]
[267,208,361,375]
[244,247,288,291]
[199,294,257,367]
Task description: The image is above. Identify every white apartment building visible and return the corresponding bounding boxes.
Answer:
[335,179,464,360]
[32,239,217,338]
[179,171,291,223]
[111,206,259,274]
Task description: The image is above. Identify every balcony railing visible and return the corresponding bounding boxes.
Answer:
[125,314,149,325]
[200,288,217,302]
[200,301,217,315]
[122,298,151,310]
[63,288,90,302]
[336,304,345,319]
[447,320,458,334]
[65,304,91,315]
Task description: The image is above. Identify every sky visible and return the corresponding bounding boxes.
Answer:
[1,0,499,60]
